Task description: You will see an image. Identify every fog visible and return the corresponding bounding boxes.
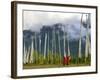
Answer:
[23,10,90,40]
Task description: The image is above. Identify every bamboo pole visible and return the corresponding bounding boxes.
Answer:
[29,36,34,63]
[67,25,71,57]
[47,32,49,63]
[26,46,31,63]
[87,14,91,54]
[78,14,83,63]
[23,40,27,64]
[88,14,91,55]
[25,46,28,64]
[57,30,61,64]
[44,33,47,60]
[85,14,88,59]
[85,14,90,62]
[62,26,66,58]
[38,34,41,64]
[54,28,56,61]
[53,27,56,64]
[52,29,54,64]
[39,35,41,54]
[34,33,37,64]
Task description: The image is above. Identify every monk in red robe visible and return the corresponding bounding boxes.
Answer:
[63,56,71,65]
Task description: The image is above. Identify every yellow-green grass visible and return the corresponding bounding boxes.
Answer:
[23,63,90,69]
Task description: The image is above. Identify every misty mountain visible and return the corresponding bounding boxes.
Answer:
[23,23,89,58]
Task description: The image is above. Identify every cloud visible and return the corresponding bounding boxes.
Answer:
[23,10,82,31]
[23,10,90,40]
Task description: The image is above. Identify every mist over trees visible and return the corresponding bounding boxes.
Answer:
[23,13,91,67]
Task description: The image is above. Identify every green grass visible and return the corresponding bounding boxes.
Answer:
[23,51,91,69]
[23,63,90,69]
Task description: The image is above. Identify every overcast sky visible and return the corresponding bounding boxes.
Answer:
[23,10,87,31]
[23,10,90,40]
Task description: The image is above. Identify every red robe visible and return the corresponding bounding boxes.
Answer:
[63,56,71,65]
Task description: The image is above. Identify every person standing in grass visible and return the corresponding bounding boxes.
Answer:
[63,56,71,65]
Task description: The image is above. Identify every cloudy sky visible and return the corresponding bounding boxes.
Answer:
[23,10,90,40]
[23,10,87,30]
